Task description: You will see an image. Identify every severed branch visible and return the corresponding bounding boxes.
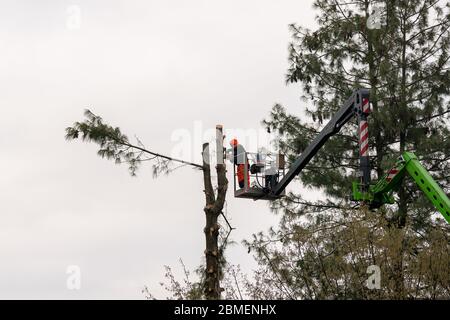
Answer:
[65,109,202,176]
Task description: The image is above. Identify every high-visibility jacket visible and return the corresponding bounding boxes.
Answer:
[237,164,250,187]
[233,144,250,186]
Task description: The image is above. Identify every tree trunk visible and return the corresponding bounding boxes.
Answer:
[365,0,384,181]
[201,132,228,299]
[391,11,409,298]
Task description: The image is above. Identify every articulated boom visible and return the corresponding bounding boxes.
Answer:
[272,88,370,196]
[232,87,450,224]
[353,152,450,223]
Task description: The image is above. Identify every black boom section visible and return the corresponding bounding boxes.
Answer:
[272,89,369,196]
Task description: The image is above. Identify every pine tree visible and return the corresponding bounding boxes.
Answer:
[255,0,450,298]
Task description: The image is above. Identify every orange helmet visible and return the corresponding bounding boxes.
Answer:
[230,138,238,147]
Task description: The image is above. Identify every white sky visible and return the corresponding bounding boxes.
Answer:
[0,0,317,299]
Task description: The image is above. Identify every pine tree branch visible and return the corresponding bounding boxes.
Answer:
[414,109,450,124]
[406,20,449,44]
[66,110,203,174]
[119,139,203,169]
[408,25,450,66]
[406,0,441,22]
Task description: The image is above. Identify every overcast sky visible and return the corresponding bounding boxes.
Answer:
[0,0,317,299]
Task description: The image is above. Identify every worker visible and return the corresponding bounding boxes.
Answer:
[264,162,278,191]
[230,139,250,188]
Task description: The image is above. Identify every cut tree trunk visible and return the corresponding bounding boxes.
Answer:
[202,137,228,299]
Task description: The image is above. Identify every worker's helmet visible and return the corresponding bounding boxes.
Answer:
[230,139,238,147]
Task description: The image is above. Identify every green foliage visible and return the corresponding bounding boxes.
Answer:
[255,0,450,299]
[66,109,170,176]
[245,207,450,299]
[146,210,450,299]
[143,261,205,300]
[265,0,450,224]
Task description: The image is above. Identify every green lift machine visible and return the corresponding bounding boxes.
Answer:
[353,151,450,223]
[232,89,450,224]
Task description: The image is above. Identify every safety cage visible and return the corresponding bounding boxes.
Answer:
[231,151,286,200]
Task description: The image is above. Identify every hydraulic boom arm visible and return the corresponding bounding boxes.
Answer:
[272,88,370,196]
[403,153,450,222]
[254,86,449,224]
[354,152,450,223]
[258,86,449,223]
